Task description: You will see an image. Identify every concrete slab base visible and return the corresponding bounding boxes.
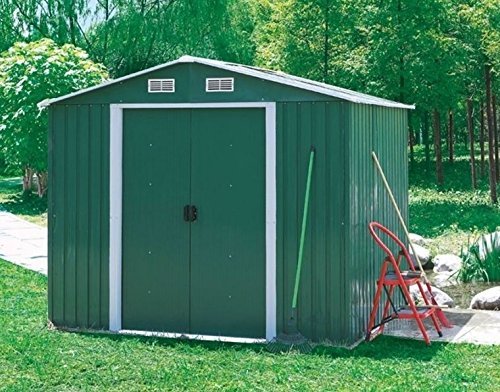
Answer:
[384,308,500,345]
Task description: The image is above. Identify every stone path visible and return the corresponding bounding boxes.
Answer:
[385,308,500,345]
[0,210,47,275]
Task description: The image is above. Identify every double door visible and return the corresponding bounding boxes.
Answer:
[121,108,266,338]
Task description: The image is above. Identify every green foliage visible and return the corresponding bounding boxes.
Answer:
[459,234,500,283]
[88,0,257,77]
[1,259,500,390]
[0,38,108,174]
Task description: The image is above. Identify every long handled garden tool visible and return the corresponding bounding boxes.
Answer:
[267,146,315,353]
[371,151,452,328]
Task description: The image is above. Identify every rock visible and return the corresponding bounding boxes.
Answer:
[470,286,500,310]
[409,233,428,247]
[432,272,459,288]
[478,232,500,260]
[409,243,432,267]
[433,254,462,274]
[410,284,454,308]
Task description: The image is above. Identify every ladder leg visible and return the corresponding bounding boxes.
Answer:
[400,281,432,345]
[415,315,431,345]
[366,262,388,340]
[379,285,396,335]
[423,281,452,328]
[366,284,383,340]
[430,313,443,337]
[417,282,444,337]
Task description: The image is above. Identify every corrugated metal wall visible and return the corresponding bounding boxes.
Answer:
[48,100,408,344]
[345,105,408,341]
[276,101,348,343]
[48,104,110,329]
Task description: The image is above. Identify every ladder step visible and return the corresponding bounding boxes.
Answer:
[381,271,422,285]
[397,307,436,319]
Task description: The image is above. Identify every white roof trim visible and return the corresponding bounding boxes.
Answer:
[40,55,415,109]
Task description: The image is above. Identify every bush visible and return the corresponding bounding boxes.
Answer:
[0,39,108,196]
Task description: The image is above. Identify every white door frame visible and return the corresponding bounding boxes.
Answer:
[109,102,277,343]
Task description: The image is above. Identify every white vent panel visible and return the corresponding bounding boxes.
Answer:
[148,79,175,93]
[206,78,234,92]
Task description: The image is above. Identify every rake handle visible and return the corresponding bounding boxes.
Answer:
[371,151,428,281]
[292,147,315,309]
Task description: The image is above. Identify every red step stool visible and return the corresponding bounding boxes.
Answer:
[366,222,450,345]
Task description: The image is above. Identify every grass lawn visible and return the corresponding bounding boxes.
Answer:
[0,177,47,227]
[1,259,499,391]
[409,146,500,255]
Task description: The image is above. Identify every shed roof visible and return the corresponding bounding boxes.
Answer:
[41,55,415,109]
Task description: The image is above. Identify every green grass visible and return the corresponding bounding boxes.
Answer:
[0,177,47,227]
[1,259,500,391]
[409,145,500,255]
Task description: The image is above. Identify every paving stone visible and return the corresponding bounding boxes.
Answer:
[0,211,47,275]
[384,308,500,345]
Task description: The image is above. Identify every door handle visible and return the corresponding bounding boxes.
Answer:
[184,205,197,222]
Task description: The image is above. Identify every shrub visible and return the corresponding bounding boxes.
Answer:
[0,39,108,196]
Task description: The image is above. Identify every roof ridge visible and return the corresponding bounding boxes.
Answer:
[40,55,415,109]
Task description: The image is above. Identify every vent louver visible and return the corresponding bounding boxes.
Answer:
[148,79,175,93]
[206,78,234,92]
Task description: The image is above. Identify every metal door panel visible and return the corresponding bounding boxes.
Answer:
[122,109,190,332]
[190,108,266,338]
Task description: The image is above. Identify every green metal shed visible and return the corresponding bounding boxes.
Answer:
[43,55,414,345]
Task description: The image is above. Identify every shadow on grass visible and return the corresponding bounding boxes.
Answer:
[313,335,445,361]
[0,177,47,218]
[410,201,500,238]
[409,159,490,192]
[66,328,444,362]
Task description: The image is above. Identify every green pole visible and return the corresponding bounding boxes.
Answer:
[292,146,315,309]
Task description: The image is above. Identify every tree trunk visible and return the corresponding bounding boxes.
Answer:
[409,123,415,165]
[494,95,499,181]
[433,109,444,185]
[423,111,430,169]
[480,101,485,177]
[467,99,477,189]
[485,64,497,203]
[36,171,48,198]
[22,167,33,193]
[448,110,454,162]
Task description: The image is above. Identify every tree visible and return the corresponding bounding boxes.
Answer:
[485,64,497,203]
[459,0,499,202]
[88,0,256,77]
[0,38,108,196]
[433,110,444,185]
[467,98,477,188]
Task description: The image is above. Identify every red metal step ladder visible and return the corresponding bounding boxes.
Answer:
[366,222,449,345]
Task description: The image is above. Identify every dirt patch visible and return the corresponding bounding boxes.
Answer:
[438,281,496,309]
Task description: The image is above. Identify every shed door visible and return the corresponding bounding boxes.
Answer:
[122,109,191,332]
[122,108,266,338]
